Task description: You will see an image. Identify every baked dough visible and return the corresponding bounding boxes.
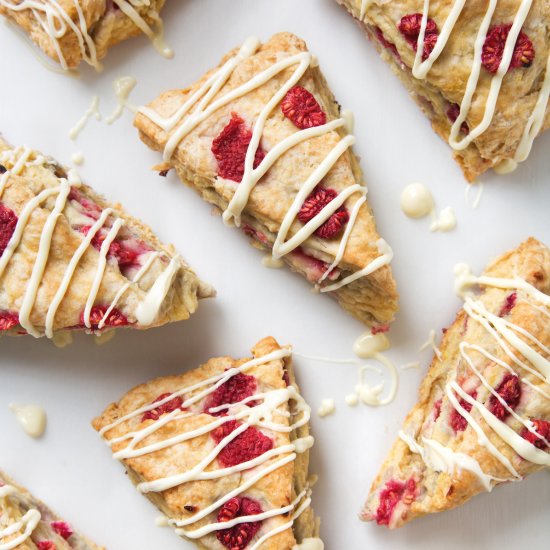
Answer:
[0,469,102,549]
[92,337,321,549]
[0,0,167,69]
[337,0,550,181]
[361,237,550,527]
[134,32,398,328]
[0,139,213,340]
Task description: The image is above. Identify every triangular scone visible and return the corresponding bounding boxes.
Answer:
[93,337,322,549]
[0,141,213,340]
[0,469,102,549]
[0,0,167,70]
[337,1,550,181]
[362,237,550,528]
[135,32,398,328]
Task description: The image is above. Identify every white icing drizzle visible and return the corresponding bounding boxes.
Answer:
[399,431,500,491]
[112,0,174,59]
[418,328,442,360]
[69,95,101,140]
[360,0,374,20]
[139,36,392,293]
[464,181,484,209]
[0,148,179,337]
[106,76,138,124]
[317,398,335,417]
[293,538,324,550]
[9,403,47,438]
[261,255,284,269]
[410,0,548,168]
[430,206,457,232]
[0,0,101,70]
[0,486,41,550]
[99,347,315,542]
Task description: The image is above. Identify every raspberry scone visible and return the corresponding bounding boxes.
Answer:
[337,0,550,181]
[134,32,398,329]
[93,337,322,549]
[362,237,550,528]
[0,141,213,340]
[0,469,102,549]
[0,0,169,70]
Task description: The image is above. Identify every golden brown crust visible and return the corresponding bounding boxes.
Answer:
[134,32,398,326]
[0,0,166,68]
[0,140,213,337]
[362,237,550,527]
[0,469,103,549]
[338,0,550,181]
[92,337,319,549]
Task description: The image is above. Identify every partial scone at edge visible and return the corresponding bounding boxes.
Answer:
[362,237,550,528]
[92,337,321,549]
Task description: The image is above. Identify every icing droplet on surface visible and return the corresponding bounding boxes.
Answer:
[353,332,390,359]
[430,207,457,232]
[317,398,335,418]
[106,76,138,124]
[494,158,518,174]
[400,183,433,218]
[71,152,84,165]
[9,404,47,438]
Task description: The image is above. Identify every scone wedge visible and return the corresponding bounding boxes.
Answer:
[337,0,550,180]
[93,337,322,549]
[0,469,102,549]
[135,32,398,329]
[0,141,213,340]
[362,237,550,527]
[0,0,167,70]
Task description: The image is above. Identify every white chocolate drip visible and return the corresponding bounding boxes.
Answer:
[418,328,442,360]
[0,147,179,337]
[0,486,41,550]
[69,95,101,140]
[414,267,550,489]
[139,36,392,293]
[430,206,457,232]
[106,76,138,124]
[99,347,316,540]
[317,398,335,417]
[293,538,325,550]
[411,0,548,168]
[112,0,173,59]
[400,182,433,218]
[9,404,47,438]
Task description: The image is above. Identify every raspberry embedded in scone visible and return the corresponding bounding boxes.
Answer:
[92,337,322,549]
[361,237,550,528]
[134,32,398,328]
[0,0,169,70]
[337,0,550,181]
[0,140,213,340]
[0,469,102,549]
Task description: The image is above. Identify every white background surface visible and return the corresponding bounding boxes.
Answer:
[0,1,549,549]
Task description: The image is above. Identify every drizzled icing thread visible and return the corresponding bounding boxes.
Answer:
[99,347,315,545]
[139,35,393,292]
[0,485,41,550]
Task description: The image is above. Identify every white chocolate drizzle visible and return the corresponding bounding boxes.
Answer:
[409,264,550,491]
[106,76,138,124]
[409,0,549,169]
[99,347,315,543]
[317,398,335,417]
[0,146,180,337]
[418,328,442,360]
[69,95,101,140]
[0,485,41,550]
[9,403,47,438]
[139,36,392,293]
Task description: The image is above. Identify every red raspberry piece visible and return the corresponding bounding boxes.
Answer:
[482,25,535,73]
[520,419,550,449]
[374,27,399,57]
[433,399,442,421]
[142,393,185,422]
[375,478,416,526]
[81,227,142,269]
[204,372,258,416]
[446,103,469,134]
[488,374,521,421]
[0,311,19,331]
[398,13,439,60]
[0,203,18,257]
[211,113,265,182]
[371,324,390,335]
[298,187,349,239]
[290,247,339,283]
[280,86,327,130]
[68,188,102,220]
[450,390,478,432]
[216,497,263,549]
[498,292,517,317]
[37,542,56,550]
[51,521,73,540]
[211,419,273,468]
[80,305,129,330]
